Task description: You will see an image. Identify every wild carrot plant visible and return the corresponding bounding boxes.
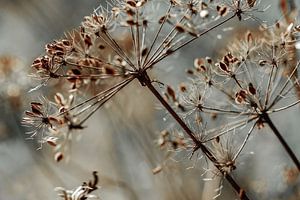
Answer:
[22,0,300,199]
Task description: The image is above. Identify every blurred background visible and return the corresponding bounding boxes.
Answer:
[0,0,300,200]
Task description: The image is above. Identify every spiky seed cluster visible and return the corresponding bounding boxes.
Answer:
[164,18,300,174]
[0,56,30,108]
[55,171,99,200]
[24,0,256,160]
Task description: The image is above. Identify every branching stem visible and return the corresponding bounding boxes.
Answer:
[138,71,250,200]
[261,113,300,170]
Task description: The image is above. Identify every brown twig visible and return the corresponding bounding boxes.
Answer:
[138,71,250,200]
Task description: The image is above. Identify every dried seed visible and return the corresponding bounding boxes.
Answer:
[31,103,43,116]
[159,15,167,24]
[99,44,105,50]
[54,93,65,105]
[248,83,256,95]
[152,165,162,174]
[206,56,212,64]
[215,136,220,143]
[294,25,300,32]
[126,0,137,8]
[217,5,228,17]
[186,69,194,75]
[194,58,204,69]
[46,137,58,147]
[258,60,267,66]
[175,23,186,33]
[54,152,64,162]
[141,48,148,57]
[199,10,209,18]
[167,86,176,102]
[84,35,93,48]
[161,130,169,137]
[218,62,229,72]
[71,69,81,75]
[179,83,187,92]
[104,66,116,75]
[247,0,256,8]
[246,31,253,44]
[235,90,248,104]
[126,18,136,26]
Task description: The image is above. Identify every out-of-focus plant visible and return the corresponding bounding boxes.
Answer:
[22,0,300,199]
[0,55,30,110]
[55,171,99,200]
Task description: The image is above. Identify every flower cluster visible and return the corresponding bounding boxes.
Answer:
[24,0,255,160]
[23,0,295,199]
[164,17,300,175]
[0,56,30,109]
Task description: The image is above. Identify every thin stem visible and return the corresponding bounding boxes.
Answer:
[203,116,258,143]
[201,105,250,115]
[143,9,188,69]
[145,14,236,70]
[140,72,250,200]
[136,9,141,68]
[56,77,134,117]
[262,113,300,170]
[268,99,300,113]
[142,4,172,67]
[268,61,300,110]
[98,32,136,70]
[264,65,275,109]
[233,121,257,161]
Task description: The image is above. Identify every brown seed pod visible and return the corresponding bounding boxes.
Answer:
[126,0,137,8]
[258,60,268,66]
[235,90,248,104]
[247,0,256,8]
[217,5,228,17]
[248,83,256,95]
[218,61,229,73]
[246,31,253,44]
[175,23,186,33]
[179,83,187,92]
[54,152,64,162]
[167,86,176,102]
[152,165,162,175]
[46,137,58,147]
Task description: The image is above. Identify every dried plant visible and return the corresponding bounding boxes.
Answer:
[22,0,300,199]
[55,171,99,200]
[0,55,30,109]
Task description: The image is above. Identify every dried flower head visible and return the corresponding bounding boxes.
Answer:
[25,0,249,155]
[55,171,99,200]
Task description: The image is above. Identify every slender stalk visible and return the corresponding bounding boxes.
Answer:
[262,113,300,170]
[138,72,250,200]
[145,14,237,70]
